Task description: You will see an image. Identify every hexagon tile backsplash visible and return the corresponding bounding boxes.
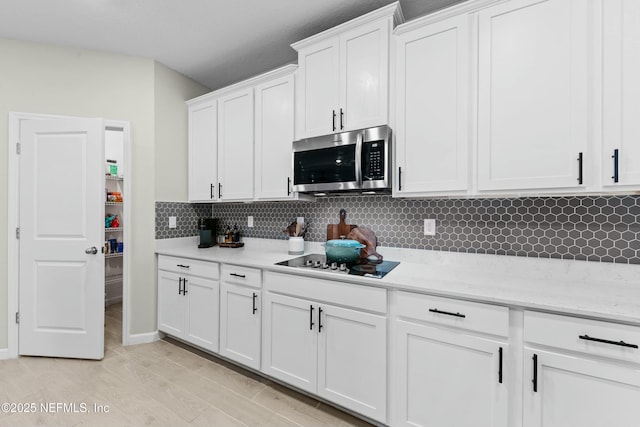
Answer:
[155,195,640,264]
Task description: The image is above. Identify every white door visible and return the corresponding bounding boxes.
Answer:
[262,293,318,393]
[317,304,387,423]
[296,39,340,138]
[157,270,187,337]
[524,349,640,427]
[254,74,295,200]
[340,19,389,132]
[394,14,469,196]
[188,100,218,201]
[218,88,255,201]
[477,0,589,191]
[602,0,640,188]
[185,276,219,353]
[19,118,105,360]
[394,320,508,427]
[220,283,261,369]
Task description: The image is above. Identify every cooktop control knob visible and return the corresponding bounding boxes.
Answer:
[330,262,338,270]
[305,260,313,267]
[339,263,347,271]
[322,263,329,269]
[314,260,322,268]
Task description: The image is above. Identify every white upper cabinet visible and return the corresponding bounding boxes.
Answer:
[188,99,218,202]
[188,65,306,202]
[477,0,591,193]
[602,0,640,189]
[394,14,470,196]
[296,39,340,138]
[254,68,297,200]
[217,87,255,201]
[293,2,403,139]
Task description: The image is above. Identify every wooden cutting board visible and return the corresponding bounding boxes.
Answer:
[326,209,357,241]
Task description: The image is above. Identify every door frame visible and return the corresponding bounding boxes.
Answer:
[6,112,132,359]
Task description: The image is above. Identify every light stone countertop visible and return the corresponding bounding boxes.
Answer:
[156,237,640,325]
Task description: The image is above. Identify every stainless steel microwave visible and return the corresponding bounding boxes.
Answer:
[292,125,392,194]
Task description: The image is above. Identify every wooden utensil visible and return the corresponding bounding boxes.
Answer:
[326,209,357,241]
[347,227,383,261]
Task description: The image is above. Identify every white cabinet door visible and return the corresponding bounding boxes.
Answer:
[523,349,640,427]
[603,0,640,188]
[296,39,340,138]
[262,293,318,393]
[394,15,469,196]
[339,19,389,131]
[185,275,219,353]
[477,0,589,192]
[188,100,218,201]
[218,88,254,201]
[220,283,261,370]
[317,304,387,423]
[157,271,186,337]
[254,73,295,200]
[394,320,508,427]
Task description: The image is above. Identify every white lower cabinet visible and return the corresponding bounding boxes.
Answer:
[157,270,219,353]
[392,292,509,427]
[157,256,220,353]
[523,311,640,427]
[219,265,262,370]
[262,272,388,423]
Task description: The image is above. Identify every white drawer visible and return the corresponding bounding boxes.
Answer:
[221,264,262,289]
[396,292,509,338]
[157,255,219,280]
[265,271,387,314]
[525,311,640,364]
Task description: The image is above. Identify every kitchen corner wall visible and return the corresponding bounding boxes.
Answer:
[0,37,209,351]
[156,195,640,264]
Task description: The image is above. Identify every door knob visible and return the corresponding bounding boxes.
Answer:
[85,246,98,255]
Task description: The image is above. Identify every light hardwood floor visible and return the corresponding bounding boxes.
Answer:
[0,303,374,427]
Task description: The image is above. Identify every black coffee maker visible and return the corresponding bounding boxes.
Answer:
[198,218,218,248]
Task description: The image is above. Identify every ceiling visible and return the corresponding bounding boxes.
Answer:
[0,0,463,90]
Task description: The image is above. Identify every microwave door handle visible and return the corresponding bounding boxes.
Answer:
[355,132,363,187]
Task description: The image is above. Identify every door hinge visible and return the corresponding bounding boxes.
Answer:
[15,312,19,324]
[16,142,21,155]
[16,227,20,239]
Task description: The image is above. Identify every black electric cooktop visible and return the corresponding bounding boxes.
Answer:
[276,254,400,279]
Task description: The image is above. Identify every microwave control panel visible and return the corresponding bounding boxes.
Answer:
[362,140,385,181]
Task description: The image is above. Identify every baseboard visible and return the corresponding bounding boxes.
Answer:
[0,347,11,360]
[124,331,161,346]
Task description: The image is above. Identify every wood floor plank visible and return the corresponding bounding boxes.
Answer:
[0,303,374,427]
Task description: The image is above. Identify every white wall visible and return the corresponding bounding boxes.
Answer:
[154,62,210,201]
[0,37,208,349]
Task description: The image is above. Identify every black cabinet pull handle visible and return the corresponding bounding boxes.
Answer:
[252,292,258,314]
[398,167,402,191]
[577,152,583,185]
[498,347,503,384]
[318,307,323,333]
[579,334,638,349]
[287,177,291,196]
[332,110,336,132]
[210,183,214,199]
[612,149,619,183]
[218,183,222,199]
[178,277,183,295]
[309,305,315,330]
[429,308,466,318]
[532,353,538,392]
[340,108,344,130]
[183,278,188,295]
[230,273,246,278]
[177,264,190,269]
